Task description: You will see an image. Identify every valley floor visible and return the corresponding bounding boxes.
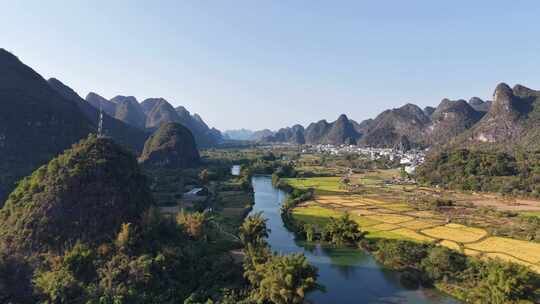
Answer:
[285,171,540,273]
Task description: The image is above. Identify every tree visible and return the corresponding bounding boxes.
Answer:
[246,253,321,304]
[177,211,210,241]
[304,224,315,242]
[115,223,140,253]
[34,267,86,304]
[399,166,409,179]
[63,242,96,283]
[470,260,539,304]
[239,213,270,246]
[199,169,209,184]
[374,240,429,270]
[322,213,365,245]
[421,246,466,282]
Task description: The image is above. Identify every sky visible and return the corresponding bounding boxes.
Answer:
[2,1,540,131]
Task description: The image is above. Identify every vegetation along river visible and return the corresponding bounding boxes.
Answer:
[249,175,459,304]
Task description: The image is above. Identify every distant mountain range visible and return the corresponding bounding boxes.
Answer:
[85,93,223,148]
[256,88,508,150]
[263,114,363,145]
[223,129,274,141]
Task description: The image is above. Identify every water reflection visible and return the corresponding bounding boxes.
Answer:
[249,175,459,304]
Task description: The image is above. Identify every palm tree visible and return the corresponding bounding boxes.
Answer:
[239,212,270,246]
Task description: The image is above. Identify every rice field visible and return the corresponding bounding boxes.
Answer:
[282,177,346,193]
[465,237,540,264]
[370,223,400,231]
[421,224,487,243]
[400,219,444,230]
[440,240,461,251]
[391,228,435,242]
[365,214,414,224]
[286,175,540,273]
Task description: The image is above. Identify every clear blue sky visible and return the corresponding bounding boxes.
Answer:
[2,1,540,130]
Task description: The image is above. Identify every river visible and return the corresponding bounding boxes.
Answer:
[249,175,459,304]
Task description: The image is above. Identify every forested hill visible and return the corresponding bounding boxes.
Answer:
[417,149,540,197]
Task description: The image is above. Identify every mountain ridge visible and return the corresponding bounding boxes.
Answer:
[84,93,223,147]
[0,49,93,204]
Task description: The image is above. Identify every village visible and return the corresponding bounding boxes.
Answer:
[302,144,426,174]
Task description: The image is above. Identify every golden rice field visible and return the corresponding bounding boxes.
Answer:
[465,237,540,264]
[440,240,461,251]
[391,228,435,242]
[287,176,540,273]
[421,224,487,243]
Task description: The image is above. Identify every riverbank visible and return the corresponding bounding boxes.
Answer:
[251,175,459,303]
[274,174,540,303]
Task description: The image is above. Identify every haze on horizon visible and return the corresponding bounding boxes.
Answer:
[2,1,540,131]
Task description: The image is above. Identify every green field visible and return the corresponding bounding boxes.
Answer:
[282,177,346,194]
[521,211,540,218]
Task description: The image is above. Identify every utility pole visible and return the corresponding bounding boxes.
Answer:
[97,100,104,137]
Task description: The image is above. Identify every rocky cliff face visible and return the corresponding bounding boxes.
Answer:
[264,125,306,144]
[141,97,181,129]
[251,129,274,141]
[468,97,491,113]
[423,106,436,117]
[0,49,93,205]
[110,95,147,129]
[448,83,540,150]
[426,99,483,145]
[223,129,254,140]
[304,114,361,145]
[86,92,117,117]
[174,106,223,148]
[0,135,153,255]
[139,123,200,168]
[468,83,525,144]
[304,120,329,144]
[359,103,430,148]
